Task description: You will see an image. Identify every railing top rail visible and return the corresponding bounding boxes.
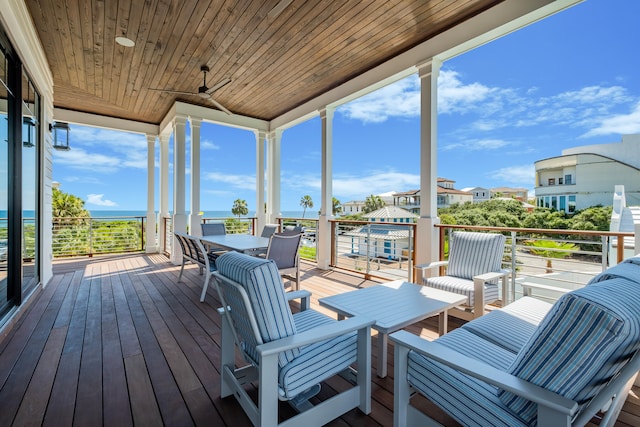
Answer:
[329,219,417,227]
[435,223,633,238]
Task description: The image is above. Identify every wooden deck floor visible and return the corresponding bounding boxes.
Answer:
[0,253,637,426]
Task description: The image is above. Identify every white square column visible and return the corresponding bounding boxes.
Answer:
[146,134,158,253]
[171,115,188,264]
[158,132,170,254]
[255,130,267,233]
[416,60,441,271]
[189,118,203,236]
[266,129,282,224]
[317,107,335,270]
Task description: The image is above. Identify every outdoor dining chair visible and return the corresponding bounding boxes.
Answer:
[266,232,303,290]
[212,251,373,427]
[417,231,509,319]
[260,223,279,238]
[174,232,216,302]
[200,222,228,264]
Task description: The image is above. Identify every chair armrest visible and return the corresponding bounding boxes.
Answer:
[473,269,510,283]
[415,260,448,271]
[389,330,578,417]
[520,281,572,297]
[257,316,374,357]
[286,289,311,310]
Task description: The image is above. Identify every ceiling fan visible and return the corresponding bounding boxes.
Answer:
[150,65,232,115]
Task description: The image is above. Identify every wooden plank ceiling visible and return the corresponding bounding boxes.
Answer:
[25,0,502,125]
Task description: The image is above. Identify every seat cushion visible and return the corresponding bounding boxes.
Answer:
[216,251,298,367]
[424,275,499,306]
[279,309,357,399]
[407,328,527,427]
[499,277,640,425]
[446,231,506,280]
[462,296,552,353]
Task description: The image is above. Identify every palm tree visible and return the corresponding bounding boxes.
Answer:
[52,187,90,222]
[363,194,385,213]
[332,197,342,216]
[231,199,248,218]
[300,195,313,218]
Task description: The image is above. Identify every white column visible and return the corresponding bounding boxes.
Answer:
[416,59,441,271]
[255,130,267,233]
[189,118,203,236]
[171,115,188,264]
[317,107,335,270]
[266,129,282,224]
[145,134,158,253]
[158,131,170,254]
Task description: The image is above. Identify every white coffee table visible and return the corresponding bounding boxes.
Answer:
[319,280,466,378]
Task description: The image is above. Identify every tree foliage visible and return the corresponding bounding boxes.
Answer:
[231,199,248,218]
[362,194,385,214]
[332,197,342,216]
[300,195,313,218]
[52,187,90,218]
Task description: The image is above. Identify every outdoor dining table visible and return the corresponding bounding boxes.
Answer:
[200,234,270,254]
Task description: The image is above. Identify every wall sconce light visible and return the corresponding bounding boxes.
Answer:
[49,121,70,151]
[23,116,36,147]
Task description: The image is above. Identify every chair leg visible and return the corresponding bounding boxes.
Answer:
[178,259,186,282]
[200,273,211,302]
[394,342,411,427]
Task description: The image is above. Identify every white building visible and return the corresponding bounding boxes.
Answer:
[534,134,640,212]
[462,187,491,203]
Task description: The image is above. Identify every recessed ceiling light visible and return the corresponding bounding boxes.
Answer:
[115,36,135,47]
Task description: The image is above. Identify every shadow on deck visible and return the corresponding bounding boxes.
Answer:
[0,253,637,426]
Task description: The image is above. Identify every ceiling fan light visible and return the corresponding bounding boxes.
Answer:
[115,36,135,47]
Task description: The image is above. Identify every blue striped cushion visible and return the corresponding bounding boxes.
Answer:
[446,232,506,280]
[216,251,299,367]
[462,297,551,354]
[499,277,640,425]
[407,329,526,427]
[424,275,499,306]
[279,309,357,399]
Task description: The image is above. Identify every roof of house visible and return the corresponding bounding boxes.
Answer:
[363,206,418,219]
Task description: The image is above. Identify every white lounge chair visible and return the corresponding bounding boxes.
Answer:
[213,251,373,427]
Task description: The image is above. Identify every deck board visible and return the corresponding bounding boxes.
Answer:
[0,253,637,426]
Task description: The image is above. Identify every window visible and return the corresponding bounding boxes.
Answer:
[565,174,572,185]
[548,178,555,186]
[559,196,566,212]
[568,196,576,213]
[558,177,563,185]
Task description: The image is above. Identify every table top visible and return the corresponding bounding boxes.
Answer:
[319,280,467,333]
[200,234,269,253]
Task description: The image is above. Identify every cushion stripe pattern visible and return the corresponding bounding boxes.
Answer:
[407,329,525,427]
[279,309,357,399]
[462,297,552,353]
[216,251,299,367]
[446,231,506,280]
[499,277,640,425]
[425,275,499,306]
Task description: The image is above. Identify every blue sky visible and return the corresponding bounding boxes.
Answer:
[53,0,640,213]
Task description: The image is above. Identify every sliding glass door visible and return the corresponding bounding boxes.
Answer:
[0,25,41,320]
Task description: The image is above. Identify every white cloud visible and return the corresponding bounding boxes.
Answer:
[581,102,640,137]
[54,126,148,172]
[86,193,117,207]
[339,76,420,123]
[443,138,511,151]
[201,139,221,150]
[438,70,496,114]
[489,164,535,186]
[203,171,256,190]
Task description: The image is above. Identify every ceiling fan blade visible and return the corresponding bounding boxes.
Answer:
[149,88,198,96]
[206,77,232,94]
[268,0,293,18]
[209,98,232,115]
